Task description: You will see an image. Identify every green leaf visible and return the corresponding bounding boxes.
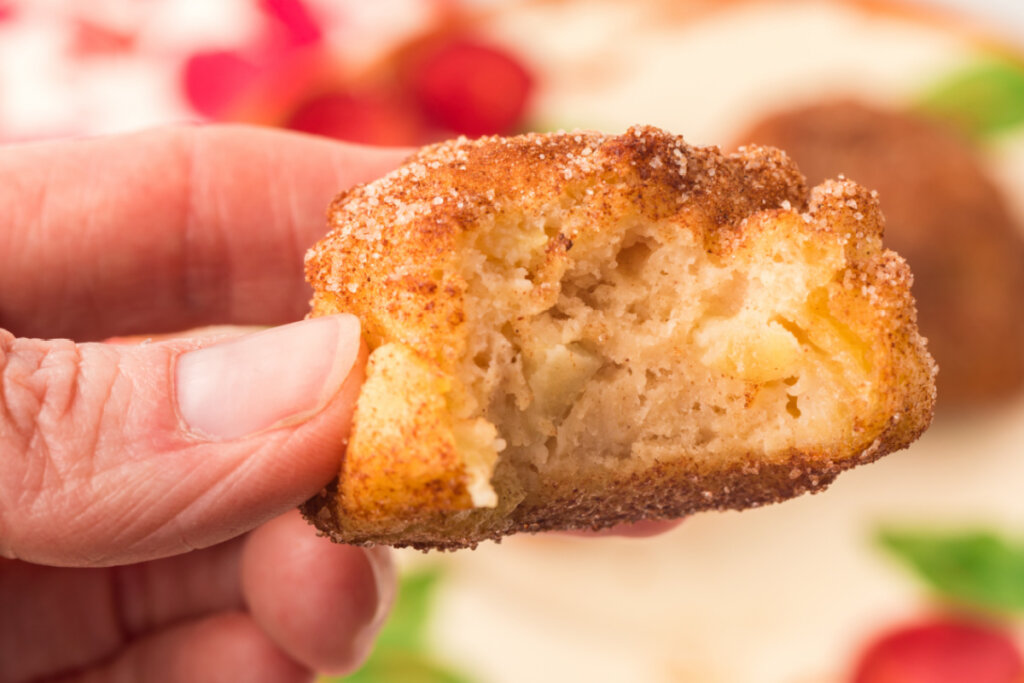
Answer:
[877,528,1024,614]
[915,58,1024,138]
[341,651,475,683]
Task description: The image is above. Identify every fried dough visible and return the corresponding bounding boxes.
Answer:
[302,126,936,549]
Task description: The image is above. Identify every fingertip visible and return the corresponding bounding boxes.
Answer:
[241,511,394,675]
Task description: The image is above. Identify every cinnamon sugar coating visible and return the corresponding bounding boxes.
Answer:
[303,126,936,549]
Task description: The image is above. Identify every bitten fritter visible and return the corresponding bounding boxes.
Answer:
[738,100,1024,406]
[302,126,936,550]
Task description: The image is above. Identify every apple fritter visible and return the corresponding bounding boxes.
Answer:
[303,126,936,549]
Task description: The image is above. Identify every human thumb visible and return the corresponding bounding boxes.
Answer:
[0,315,364,567]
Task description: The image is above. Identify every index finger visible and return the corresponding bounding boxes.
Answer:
[0,125,410,341]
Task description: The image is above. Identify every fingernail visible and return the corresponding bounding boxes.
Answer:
[175,315,360,441]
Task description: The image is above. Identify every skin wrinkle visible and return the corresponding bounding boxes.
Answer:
[33,342,83,487]
[201,434,334,545]
[2,334,45,442]
[94,435,336,560]
[22,341,119,555]
[97,436,280,563]
[168,445,279,548]
[80,344,122,490]
[231,430,310,504]
[0,340,48,558]
[7,345,55,515]
[248,419,344,502]
[94,454,222,562]
[84,487,181,565]
[153,498,207,560]
[0,330,21,441]
[24,423,56,524]
[41,340,83,423]
[42,346,209,564]
[86,454,176,548]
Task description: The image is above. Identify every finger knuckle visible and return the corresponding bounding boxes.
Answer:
[1,330,83,448]
[0,331,107,532]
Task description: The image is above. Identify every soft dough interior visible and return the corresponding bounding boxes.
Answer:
[448,202,873,506]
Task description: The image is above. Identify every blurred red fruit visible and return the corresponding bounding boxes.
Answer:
[285,91,422,146]
[852,618,1024,683]
[408,39,532,137]
[259,0,322,47]
[182,51,265,118]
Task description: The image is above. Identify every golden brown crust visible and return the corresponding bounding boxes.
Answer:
[338,344,473,519]
[303,126,935,549]
[302,445,894,551]
[306,128,808,365]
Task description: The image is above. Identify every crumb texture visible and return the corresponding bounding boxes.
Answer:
[303,126,936,549]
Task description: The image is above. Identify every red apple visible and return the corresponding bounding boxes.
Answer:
[259,0,322,47]
[407,38,533,137]
[182,50,265,118]
[852,617,1024,683]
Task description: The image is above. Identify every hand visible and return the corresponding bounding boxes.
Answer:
[0,125,408,682]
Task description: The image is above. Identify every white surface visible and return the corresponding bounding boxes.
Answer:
[488,0,975,144]
[427,395,1024,683]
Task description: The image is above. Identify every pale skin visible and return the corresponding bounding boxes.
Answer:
[0,126,677,683]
